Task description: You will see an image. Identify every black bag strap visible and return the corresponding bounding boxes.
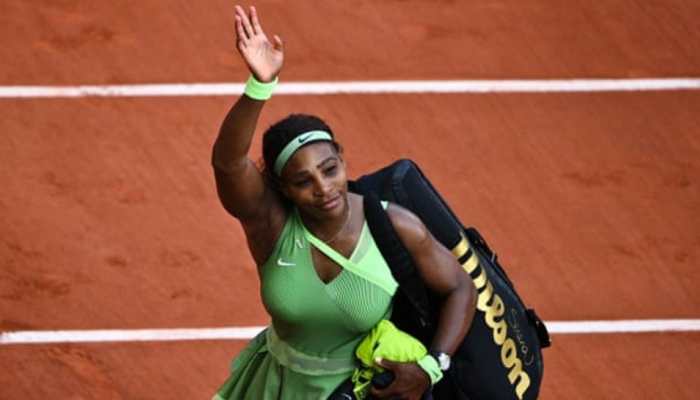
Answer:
[362,193,432,327]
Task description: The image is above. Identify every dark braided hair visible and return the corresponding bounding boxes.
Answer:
[262,113,341,177]
[260,114,342,200]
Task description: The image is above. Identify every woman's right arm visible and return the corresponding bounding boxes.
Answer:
[212,6,285,260]
[212,92,269,219]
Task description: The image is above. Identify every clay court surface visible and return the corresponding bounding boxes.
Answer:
[1,1,699,399]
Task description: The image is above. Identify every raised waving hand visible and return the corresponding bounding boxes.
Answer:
[235,5,283,83]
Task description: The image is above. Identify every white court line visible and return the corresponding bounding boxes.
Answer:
[0,327,267,345]
[1,319,699,345]
[545,319,700,334]
[0,79,699,98]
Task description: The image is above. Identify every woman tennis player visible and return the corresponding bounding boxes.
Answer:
[211,5,476,399]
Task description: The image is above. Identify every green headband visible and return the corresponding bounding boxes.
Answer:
[273,130,333,175]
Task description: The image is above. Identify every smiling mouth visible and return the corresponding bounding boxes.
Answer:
[319,196,341,211]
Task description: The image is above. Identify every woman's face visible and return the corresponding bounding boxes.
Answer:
[279,142,348,220]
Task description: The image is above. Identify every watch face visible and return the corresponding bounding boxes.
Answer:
[431,351,451,371]
[438,353,451,370]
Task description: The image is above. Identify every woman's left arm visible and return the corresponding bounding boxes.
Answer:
[371,203,477,400]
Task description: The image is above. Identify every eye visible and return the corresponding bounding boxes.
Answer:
[323,165,338,176]
[293,178,311,188]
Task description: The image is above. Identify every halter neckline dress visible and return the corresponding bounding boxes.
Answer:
[214,204,398,400]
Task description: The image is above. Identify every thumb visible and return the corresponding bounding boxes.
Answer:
[272,34,283,51]
[374,357,398,370]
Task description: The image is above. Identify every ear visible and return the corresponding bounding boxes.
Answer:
[278,179,292,198]
[270,172,291,198]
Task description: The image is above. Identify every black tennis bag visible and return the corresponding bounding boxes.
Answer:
[348,159,551,400]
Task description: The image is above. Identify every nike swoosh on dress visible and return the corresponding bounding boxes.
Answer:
[277,258,296,267]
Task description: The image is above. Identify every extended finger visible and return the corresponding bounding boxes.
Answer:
[250,6,263,35]
[234,7,249,39]
[235,15,248,45]
[236,5,255,38]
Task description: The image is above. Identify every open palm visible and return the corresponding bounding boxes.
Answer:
[235,5,283,83]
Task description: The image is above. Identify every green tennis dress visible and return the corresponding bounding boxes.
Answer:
[213,204,398,400]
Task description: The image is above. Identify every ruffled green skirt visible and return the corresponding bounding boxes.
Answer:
[212,330,354,400]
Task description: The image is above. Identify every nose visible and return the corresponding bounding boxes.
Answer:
[312,176,332,198]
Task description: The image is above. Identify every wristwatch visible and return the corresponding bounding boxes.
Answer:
[429,351,451,371]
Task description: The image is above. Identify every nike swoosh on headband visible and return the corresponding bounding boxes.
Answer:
[273,130,333,175]
[297,133,313,143]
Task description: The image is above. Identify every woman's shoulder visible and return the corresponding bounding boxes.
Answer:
[384,203,430,248]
